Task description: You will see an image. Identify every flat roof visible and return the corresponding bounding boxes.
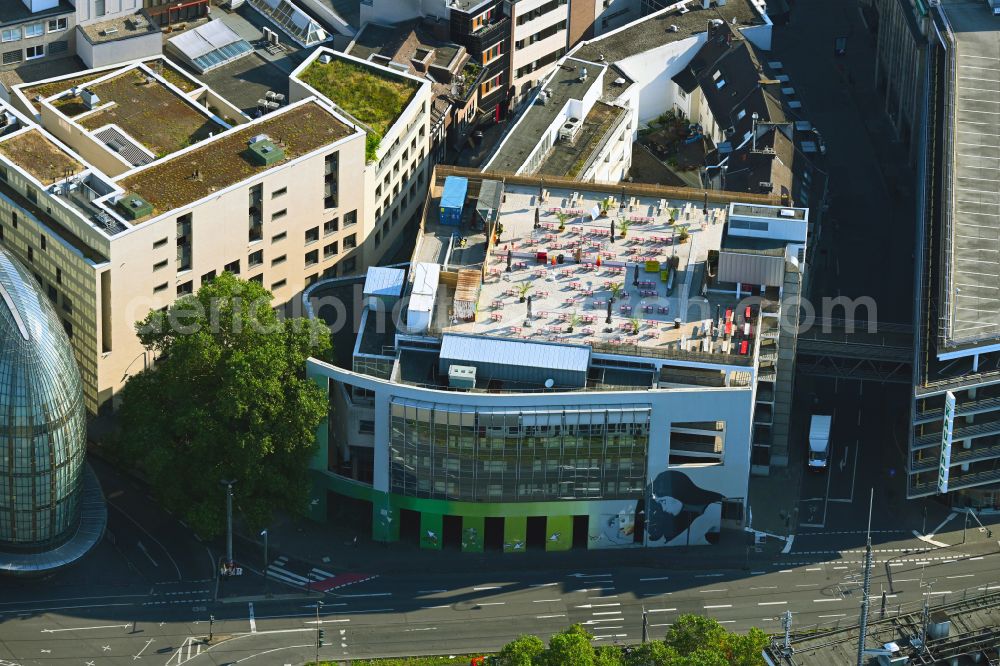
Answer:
[537,101,627,178]
[573,0,765,64]
[364,266,406,297]
[0,0,73,28]
[939,0,1000,346]
[0,130,82,186]
[440,333,591,374]
[487,58,606,174]
[71,68,224,159]
[429,182,763,363]
[295,51,420,137]
[116,100,354,221]
[78,11,159,45]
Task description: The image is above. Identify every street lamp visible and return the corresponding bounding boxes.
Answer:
[220,479,236,568]
[260,528,269,597]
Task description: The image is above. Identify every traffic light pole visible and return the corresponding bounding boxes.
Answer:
[315,601,324,664]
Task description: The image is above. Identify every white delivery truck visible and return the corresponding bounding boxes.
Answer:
[808,414,832,470]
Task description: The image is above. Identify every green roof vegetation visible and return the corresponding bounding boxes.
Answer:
[118,102,352,220]
[298,56,419,137]
[78,69,224,158]
[21,72,106,112]
[145,60,200,93]
[0,130,83,185]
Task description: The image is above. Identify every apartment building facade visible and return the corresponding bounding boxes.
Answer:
[0,58,369,413]
[290,48,434,270]
[302,168,807,551]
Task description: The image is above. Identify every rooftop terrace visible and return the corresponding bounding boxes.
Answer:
[116,101,354,221]
[420,181,770,364]
[296,53,420,137]
[0,130,82,186]
[72,69,224,159]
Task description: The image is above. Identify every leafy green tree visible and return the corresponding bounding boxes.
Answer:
[675,649,729,666]
[624,641,678,666]
[594,645,625,666]
[542,625,595,666]
[115,273,332,537]
[663,615,727,657]
[724,627,769,666]
[496,634,545,666]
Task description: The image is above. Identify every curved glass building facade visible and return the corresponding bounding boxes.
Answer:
[0,249,88,554]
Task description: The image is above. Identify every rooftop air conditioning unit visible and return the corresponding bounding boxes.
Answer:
[80,89,100,110]
[758,181,773,191]
[668,24,679,32]
[319,53,332,64]
[559,117,582,143]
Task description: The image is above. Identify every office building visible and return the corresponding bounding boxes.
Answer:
[0,247,105,575]
[910,1,1000,505]
[303,166,809,551]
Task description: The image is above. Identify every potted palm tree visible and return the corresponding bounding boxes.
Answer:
[609,282,623,303]
[678,225,690,244]
[629,317,640,336]
[599,198,611,217]
[668,208,678,225]
[556,211,570,232]
[517,281,532,303]
[619,219,630,239]
[567,312,581,334]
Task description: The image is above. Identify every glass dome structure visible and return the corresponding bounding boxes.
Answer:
[0,248,102,573]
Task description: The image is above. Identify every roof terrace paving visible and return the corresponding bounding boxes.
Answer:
[939,0,1000,347]
[573,0,764,64]
[73,69,225,158]
[0,130,82,185]
[78,11,159,45]
[116,100,353,221]
[296,53,420,137]
[432,184,756,361]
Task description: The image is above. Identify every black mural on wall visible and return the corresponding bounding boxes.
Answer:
[645,470,724,545]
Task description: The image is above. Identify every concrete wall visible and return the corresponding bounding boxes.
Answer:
[75,0,141,26]
[76,31,161,69]
[616,35,705,125]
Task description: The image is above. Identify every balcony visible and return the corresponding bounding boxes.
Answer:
[915,393,1000,425]
[911,440,1000,473]
[914,416,1000,450]
[909,466,1000,498]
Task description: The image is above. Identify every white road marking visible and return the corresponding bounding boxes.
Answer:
[592,611,623,616]
[806,567,822,571]
[751,586,778,590]
[478,602,505,606]
[947,574,975,579]
[533,599,562,603]
[403,627,437,632]
[536,614,566,619]
[304,619,350,625]
[704,604,732,609]
[133,638,154,660]
[529,583,559,587]
[795,584,818,588]
[416,589,448,594]
[758,601,788,606]
[818,614,847,618]
[420,605,451,609]
[813,599,839,603]
[334,592,392,598]
[699,589,727,593]
[593,634,627,640]
[646,608,676,613]
[695,573,724,578]
[639,576,670,581]
[473,586,502,591]
[41,624,130,633]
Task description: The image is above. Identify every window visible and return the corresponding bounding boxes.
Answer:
[305,250,318,266]
[715,78,726,90]
[2,29,22,43]
[248,183,262,242]
[471,7,494,31]
[12,211,17,228]
[153,237,168,249]
[736,108,747,121]
[482,40,502,65]
[0,165,6,181]
[177,280,193,296]
[2,50,20,65]
[153,259,168,271]
[271,186,287,199]
[323,218,338,236]
[63,320,72,338]
[56,268,61,284]
[305,226,319,244]
[359,420,375,435]
[47,284,57,302]
[271,254,286,267]
[271,209,287,221]
[344,210,357,227]
[344,233,356,250]
[154,283,168,293]
[27,247,33,263]
[249,250,263,267]
[176,213,192,271]
[62,295,72,314]
[249,274,263,284]
[40,234,46,251]
[323,241,338,258]
[669,421,725,466]
[24,24,44,39]
[26,45,44,60]
[271,230,286,243]
[324,152,338,208]
[201,270,216,284]
[95,0,106,16]
[224,260,240,275]
[481,72,503,96]
[271,278,286,290]
[47,18,68,32]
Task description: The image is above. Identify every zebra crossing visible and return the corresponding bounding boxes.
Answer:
[266,555,377,592]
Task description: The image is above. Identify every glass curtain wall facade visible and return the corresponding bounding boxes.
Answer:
[0,250,87,552]
[390,400,650,502]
